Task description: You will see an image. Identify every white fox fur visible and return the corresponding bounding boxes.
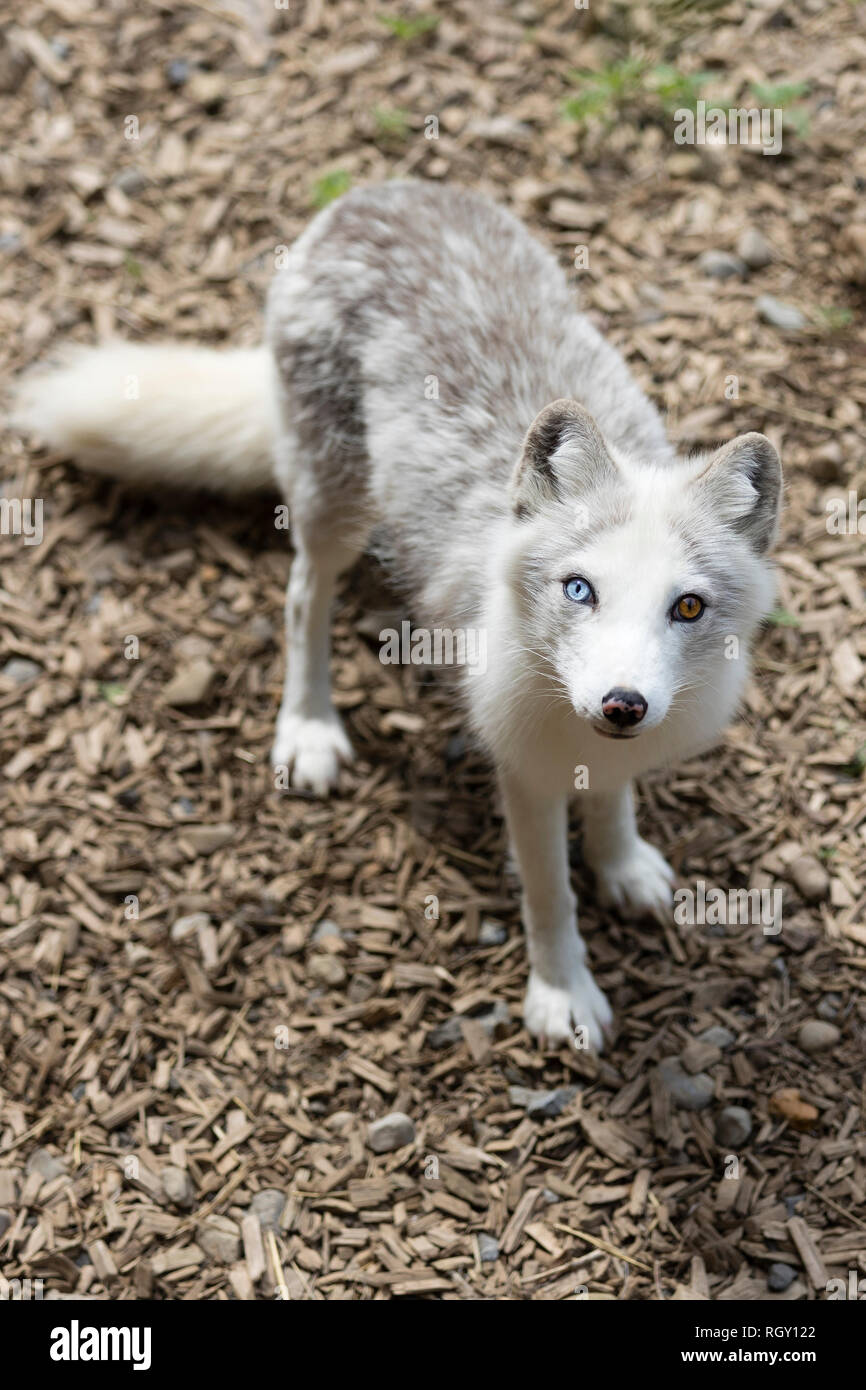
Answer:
[13,342,277,493]
[14,182,782,1051]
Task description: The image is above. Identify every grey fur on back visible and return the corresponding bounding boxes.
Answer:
[266,181,674,626]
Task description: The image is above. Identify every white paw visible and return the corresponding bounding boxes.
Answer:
[594,837,674,922]
[271,713,353,795]
[523,965,613,1052]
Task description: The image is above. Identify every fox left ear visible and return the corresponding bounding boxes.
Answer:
[697,432,782,553]
[511,399,616,518]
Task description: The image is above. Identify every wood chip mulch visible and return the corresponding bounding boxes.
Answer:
[1,0,864,1300]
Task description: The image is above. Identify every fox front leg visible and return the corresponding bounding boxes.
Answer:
[499,769,612,1050]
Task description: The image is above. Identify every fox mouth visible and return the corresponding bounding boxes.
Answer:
[591,723,641,740]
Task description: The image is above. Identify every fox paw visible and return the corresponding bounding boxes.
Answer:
[594,838,674,922]
[271,713,353,796]
[523,966,613,1052]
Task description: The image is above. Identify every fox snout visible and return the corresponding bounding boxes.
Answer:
[600,687,648,729]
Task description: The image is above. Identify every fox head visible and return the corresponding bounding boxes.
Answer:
[506,399,782,742]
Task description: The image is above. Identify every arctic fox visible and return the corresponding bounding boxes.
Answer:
[14,182,782,1049]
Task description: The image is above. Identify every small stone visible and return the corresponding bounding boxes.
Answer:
[508,1085,577,1119]
[789,854,830,903]
[767,1262,797,1293]
[347,974,376,1003]
[476,1001,511,1037]
[681,1039,722,1074]
[428,1016,463,1049]
[367,1112,415,1154]
[479,918,507,947]
[698,250,746,280]
[311,919,344,942]
[715,1106,752,1147]
[698,1025,736,1050]
[477,1233,499,1262]
[0,1210,11,1239]
[196,1216,241,1263]
[816,994,841,1021]
[25,1148,66,1181]
[248,615,274,644]
[161,1165,194,1208]
[308,953,346,987]
[171,911,209,943]
[113,167,147,197]
[656,1059,714,1111]
[162,658,215,706]
[2,658,41,684]
[166,59,189,86]
[250,1188,285,1232]
[737,226,773,269]
[445,730,468,764]
[756,295,806,332]
[797,1019,840,1053]
[428,1001,510,1049]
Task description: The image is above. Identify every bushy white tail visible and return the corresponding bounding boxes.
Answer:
[12,341,278,494]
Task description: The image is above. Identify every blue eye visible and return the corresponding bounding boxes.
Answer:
[563,576,595,605]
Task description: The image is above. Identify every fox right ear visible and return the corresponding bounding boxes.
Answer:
[511,399,616,518]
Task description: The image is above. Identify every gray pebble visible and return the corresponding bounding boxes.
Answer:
[715,1106,753,1147]
[2,658,41,684]
[161,1165,194,1208]
[767,1262,796,1292]
[428,1017,463,1048]
[698,1025,736,1050]
[656,1059,714,1111]
[367,1112,416,1154]
[757,295,806,331]
[477,1233,499,1262]
[113,167,147,197]
[509,1085,578,1119]
[816,994,841,1021]
[311,919,344,942]
[789,854,830,903]
[196,1216,241,1263]
[698,250,746,280]
[479,918,507,947]
[797,1019,840,1053]
[26,1148,66,1181]
[428,1001,510,1049]
[737,226,773,269]
[166,59,189,86]
[250,1188,286,1232]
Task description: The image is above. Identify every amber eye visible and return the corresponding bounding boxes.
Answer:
[674,594,704,622]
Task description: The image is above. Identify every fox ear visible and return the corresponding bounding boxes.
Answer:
[511,399,616,518]
[697,432,782,553]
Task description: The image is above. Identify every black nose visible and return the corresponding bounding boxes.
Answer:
[601,687,647,728]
